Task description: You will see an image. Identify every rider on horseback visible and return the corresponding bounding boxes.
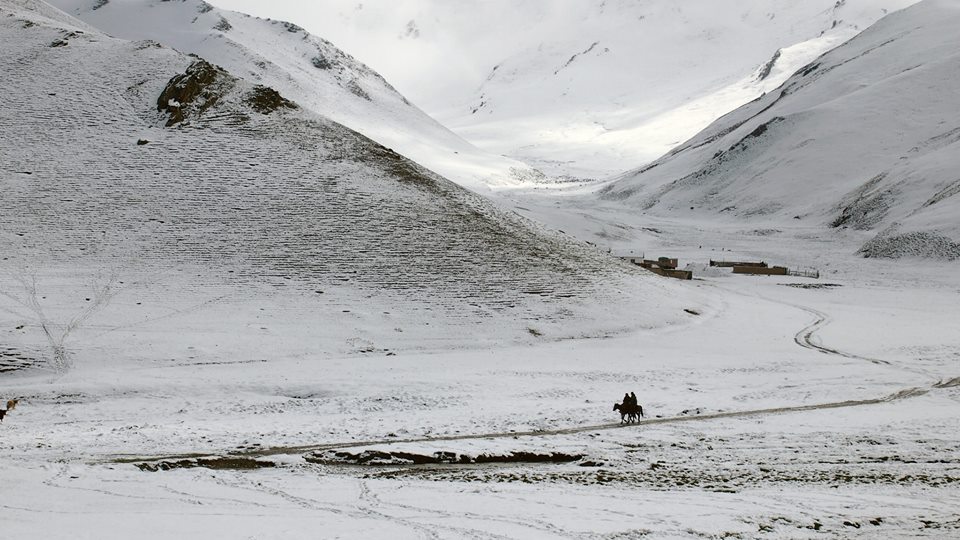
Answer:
[613,391,644,423]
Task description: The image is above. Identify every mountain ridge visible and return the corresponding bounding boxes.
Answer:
[602,0,960,260]
[49,0,537,191]
[211,0,921,178]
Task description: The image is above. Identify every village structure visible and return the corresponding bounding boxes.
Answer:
[617,254,820,280]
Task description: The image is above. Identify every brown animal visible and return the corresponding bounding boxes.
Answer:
[0,399,18,422]
[613,401,644,424]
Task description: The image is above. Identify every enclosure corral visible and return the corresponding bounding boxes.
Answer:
[618,255,692,280]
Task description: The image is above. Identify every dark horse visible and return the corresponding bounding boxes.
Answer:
[613,402,644,424]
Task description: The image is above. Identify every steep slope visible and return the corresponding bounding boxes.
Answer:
[603,0,960,260]
[0,0,699,371]
[48,0,535,191]
[209,0,919,178]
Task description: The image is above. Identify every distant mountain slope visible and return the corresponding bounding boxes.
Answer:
[603,0,960,260]
[1,0,696,365]
[48,0,534,191]
[210,0,919,178]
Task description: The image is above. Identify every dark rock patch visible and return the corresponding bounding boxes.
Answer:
[800,62,821,77]
[347,79,371,101]
[311,55,332,70]
[281,21,304,34]
[213,16,232,32]
[473,451,583,464]
[50,30,82,47]
[307,449,584,467]
[136,457,275,472]
[245,85,297,115]
[757,49,782,81]
[157,60,234,126]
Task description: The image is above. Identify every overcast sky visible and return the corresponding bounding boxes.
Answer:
[208,0,532,113]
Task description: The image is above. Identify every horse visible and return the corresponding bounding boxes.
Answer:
[0,399,18,423]
[613,402,644,424]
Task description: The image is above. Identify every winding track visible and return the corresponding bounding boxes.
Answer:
[792,304,890,365]
[751,287,941,381]
[112,289,960,464]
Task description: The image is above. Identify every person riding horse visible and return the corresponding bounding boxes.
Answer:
[613,392,644,424]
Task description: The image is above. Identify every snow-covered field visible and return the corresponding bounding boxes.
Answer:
[4,215,959,538]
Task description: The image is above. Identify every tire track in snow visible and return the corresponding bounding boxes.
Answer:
[710,281,896,367]
[791,304,890,365]
[357,479,571,539]
[737,285,941,380]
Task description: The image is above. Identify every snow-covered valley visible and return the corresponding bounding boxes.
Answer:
[209,0,920,178]
[2,0,959,538]
[4,216,959,538]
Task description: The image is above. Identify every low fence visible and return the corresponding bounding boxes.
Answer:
[788,268,821,279]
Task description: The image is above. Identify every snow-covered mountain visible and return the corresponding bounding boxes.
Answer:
[210,0,919,178]
[602,0,960,260]
[1,0,698,365]
[48,0,536,191]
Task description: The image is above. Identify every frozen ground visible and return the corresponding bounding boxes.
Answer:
[3,217,958,538]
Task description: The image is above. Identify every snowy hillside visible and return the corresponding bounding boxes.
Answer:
[210,0,919,178]
[603,0,960,260]
[1,0,699,374]
[48,0,536,191]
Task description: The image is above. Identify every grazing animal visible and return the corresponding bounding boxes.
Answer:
[0,399,18,423]
[613,402,644,424]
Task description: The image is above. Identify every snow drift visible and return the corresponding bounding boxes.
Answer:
[602,0,960,260]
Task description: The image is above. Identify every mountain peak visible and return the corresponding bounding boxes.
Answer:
[48,0,539,190]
